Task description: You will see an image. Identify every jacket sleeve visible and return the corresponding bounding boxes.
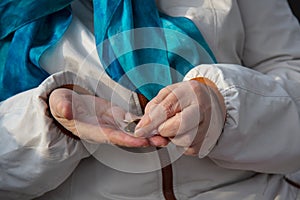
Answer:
[0,71,92,200]
[184,0,300,174]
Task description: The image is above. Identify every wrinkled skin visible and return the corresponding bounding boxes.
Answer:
[134,80,225,156]
[49,88,169,147]
[49,80,224,156]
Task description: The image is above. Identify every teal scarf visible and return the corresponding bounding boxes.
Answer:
[0,0,215,101]
[0,0,73,101]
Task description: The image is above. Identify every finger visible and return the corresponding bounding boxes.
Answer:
[101,106,127,126]
[92,95,115,116]
[135,82,199,137]
[169,126,199,147]
[107,128,150,147]
[50,90,149,147]
[183,146,199,156]
[49,88,75,120]
[73,120,150,147]
[148,135,170,147]
[134,89,182,137]
[144,85,175,114]
[73,95,127,128]
[158,105,202,137]
[51,91,98,123]
[124,112,141,122]
[55,108,150,147]
[144,82,194,115]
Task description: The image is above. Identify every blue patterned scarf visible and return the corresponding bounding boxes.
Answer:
[0,0,215,101]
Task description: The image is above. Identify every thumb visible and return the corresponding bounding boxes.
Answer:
[49,88,74,120]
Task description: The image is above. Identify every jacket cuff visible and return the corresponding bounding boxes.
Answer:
[0,71,93,199]
[185,77,226,158]
[191,77,226,120]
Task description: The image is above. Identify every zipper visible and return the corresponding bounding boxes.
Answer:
[137,94,177,200]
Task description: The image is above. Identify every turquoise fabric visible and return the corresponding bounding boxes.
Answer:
[94,0,216,100]
[0,1,72,101]
[0,0,215,101]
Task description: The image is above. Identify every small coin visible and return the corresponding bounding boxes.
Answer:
[124,119,141,133]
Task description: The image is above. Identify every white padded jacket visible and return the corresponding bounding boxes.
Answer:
[1,0,300,199]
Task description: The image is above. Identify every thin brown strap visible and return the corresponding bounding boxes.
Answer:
[137,93,149,113]
[284,176,300,189]
[157,147,177,200]
[137,93,176,200]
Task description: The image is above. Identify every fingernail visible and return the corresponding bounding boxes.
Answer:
[135,115,151,130]
[134,129,146,138]
[134,129,158,138]
[149,129,158,136]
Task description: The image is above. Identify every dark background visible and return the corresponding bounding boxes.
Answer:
[288,0,300,22]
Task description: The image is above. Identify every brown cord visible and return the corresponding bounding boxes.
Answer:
[137,93,177,200]
[284,176,300,189]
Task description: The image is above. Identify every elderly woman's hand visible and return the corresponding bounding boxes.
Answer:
[134,79,226,156]
[49,88,169,147]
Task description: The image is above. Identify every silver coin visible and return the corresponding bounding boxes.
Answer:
[124,119,141,133]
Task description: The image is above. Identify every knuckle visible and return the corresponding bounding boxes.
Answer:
[144,103,154,114]
[161,85,173,93]
[161,93,178,117]
[171,134,193,147]
[151,97,160,105]
[154,87,171,101]
[183,136,194,147]
[184,148,198,156]
[161,102,175,118]
[160,128,174,137]
[174,115,182,132]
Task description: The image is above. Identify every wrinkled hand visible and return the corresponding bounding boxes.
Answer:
[49,88,168,147]
[134,79,225,156]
